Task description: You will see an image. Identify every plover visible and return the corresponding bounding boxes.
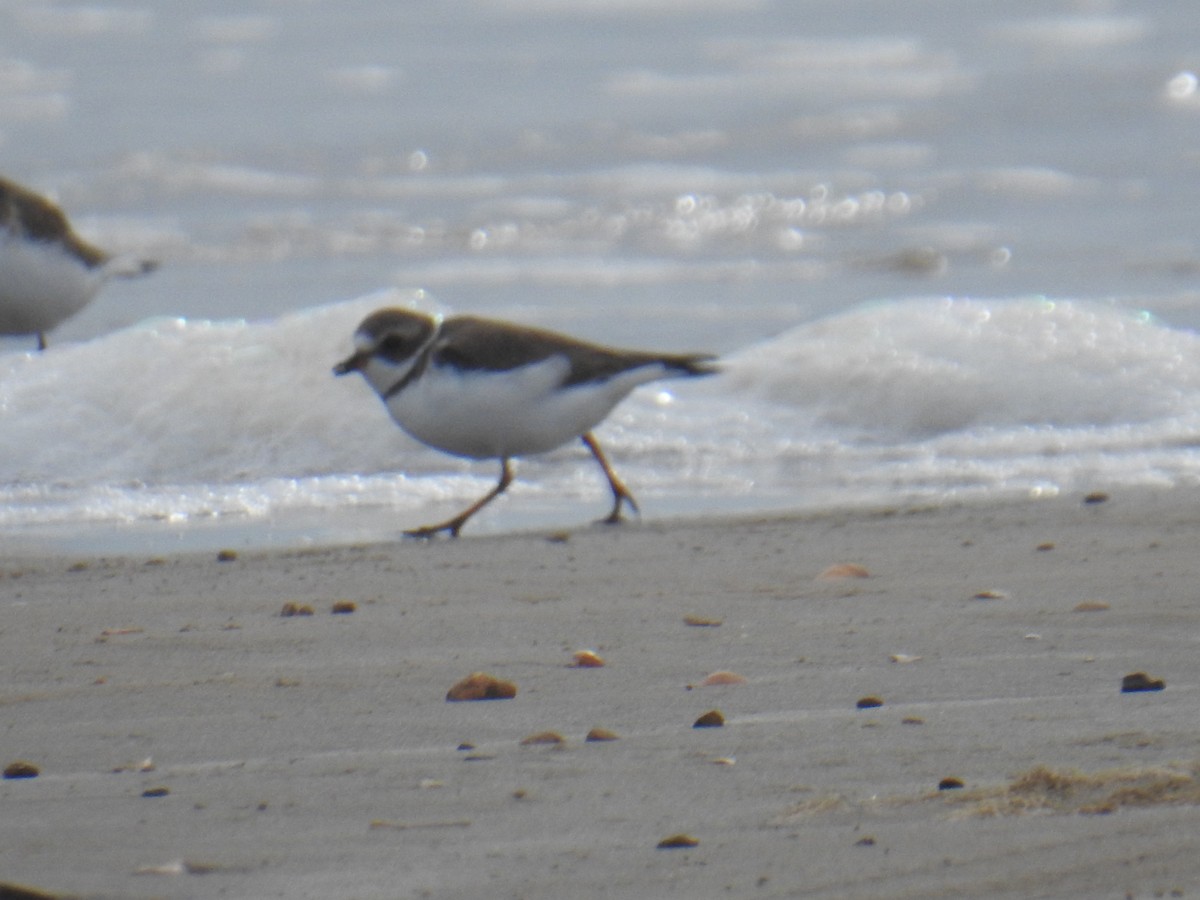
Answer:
[0,174,157,350]
[334,307,718,537]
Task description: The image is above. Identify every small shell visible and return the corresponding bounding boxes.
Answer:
[1073,600,1110,612]
[569,650,605,668]
[446,672,517,701]
[519,731,565,746]
[817,563,870,580]
[657,833,700,849]
[972,590,1007,600]
[701,670,747,686]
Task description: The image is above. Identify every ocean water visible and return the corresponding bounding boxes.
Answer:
[2,0,1200,552]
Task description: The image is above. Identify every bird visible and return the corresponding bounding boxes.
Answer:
[334,307,719,537]
[0,174,158,350]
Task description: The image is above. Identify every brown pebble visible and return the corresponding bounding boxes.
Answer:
[585,727,620,742]
[700,670,747,686]
[446,672,518,702]
[855,836,877,847]
[1073,600,1110,612]
[216,549,238,562]
[693,709,725,728]
[901,716,925,725]
[141,786,170,798]
[657,833,699,849]
[569,650,605,668]
[1082,491,1109,504]
[972,589,1007,600]
[937,777,964,790]
[1121,671,1165,693]
[683,615,722,627]
[817,563,870,580]
[456,742,476,751]
[3,761,39,779]
[330,600,356,614]
[519,731,565,746]
[1036,542,1055,551]
[856,696,883,709]
[279,602,314,617]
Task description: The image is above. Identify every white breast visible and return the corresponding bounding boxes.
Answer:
[0,235,103,335]
[384,356,668,459]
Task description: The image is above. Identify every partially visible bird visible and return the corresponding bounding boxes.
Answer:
[0,175,157,350]
[334,307,719,537]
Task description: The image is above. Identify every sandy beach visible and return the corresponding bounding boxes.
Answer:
[3,489,1200,899]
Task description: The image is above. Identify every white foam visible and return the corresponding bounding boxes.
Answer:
[4,293,1200,536]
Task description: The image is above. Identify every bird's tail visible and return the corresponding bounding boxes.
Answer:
[103,254,159,279]
[664,353,721,378]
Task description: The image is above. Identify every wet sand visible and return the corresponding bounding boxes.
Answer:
[2,489,1200,899]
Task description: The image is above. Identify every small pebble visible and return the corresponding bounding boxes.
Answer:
[585,728,619,742]
[2,761,39,779]
[141,786,170,798]
[856,696,884,709]
[683,615,722,627]
[216,549,238,562]
[279,602,314,617]
[937,777,964,791]
[1121,671,1165,693]
[1083,491,1109,504]
[693,709,725,728]
[330,600,356,614]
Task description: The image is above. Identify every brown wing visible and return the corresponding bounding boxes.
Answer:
[0,175,108,268]
[434,316,718,387]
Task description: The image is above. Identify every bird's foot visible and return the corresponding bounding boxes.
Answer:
[596,492,639,526]
[404,518,465,539]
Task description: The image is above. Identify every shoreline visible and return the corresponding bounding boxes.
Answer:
[3,488,1200,898]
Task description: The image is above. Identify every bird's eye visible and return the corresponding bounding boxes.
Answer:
[377,334,415,363]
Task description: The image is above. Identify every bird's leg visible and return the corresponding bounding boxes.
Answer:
[581,432,639,524]
[405,458,514,539]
